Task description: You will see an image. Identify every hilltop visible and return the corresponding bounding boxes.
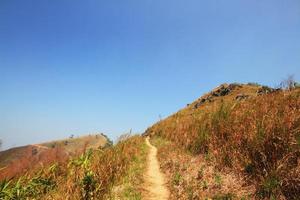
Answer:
[145,83,300,199]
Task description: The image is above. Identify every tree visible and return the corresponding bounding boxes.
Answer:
[0,139,2,151]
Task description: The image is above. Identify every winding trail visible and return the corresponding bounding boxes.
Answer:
[144,137,169,200]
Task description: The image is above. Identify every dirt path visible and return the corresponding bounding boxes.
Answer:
[144,137,169,200]
[31,144,49,150]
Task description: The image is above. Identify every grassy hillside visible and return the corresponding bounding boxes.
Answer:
[1,82,299,200]
[0,135,146,200]
[0,134,111,181]
[146,83,300,199]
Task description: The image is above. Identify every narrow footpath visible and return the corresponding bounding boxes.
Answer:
[144,137,169,200]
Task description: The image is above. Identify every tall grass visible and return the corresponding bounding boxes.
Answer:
[0,135,145,200]
[0,145,68,181]
[147,89,300,199]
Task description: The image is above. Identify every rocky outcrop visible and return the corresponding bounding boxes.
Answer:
[194,96,213,109]
[211,84,231,97]
[256,86,281,95]
[194,83,242,109]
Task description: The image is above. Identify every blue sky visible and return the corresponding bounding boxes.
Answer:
[0,0,299,149]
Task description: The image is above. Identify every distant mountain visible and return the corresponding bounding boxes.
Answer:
[0,133,111,180]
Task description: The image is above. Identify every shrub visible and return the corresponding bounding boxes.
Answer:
[257,174,280,199]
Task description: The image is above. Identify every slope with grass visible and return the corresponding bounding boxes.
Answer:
[0,134,111,181]
[145,83,300,199]
[1,82,299,200]
[0,135,146,200]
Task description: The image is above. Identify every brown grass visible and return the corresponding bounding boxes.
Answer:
[151,137,255,199]
[146,84,300,199]
[0,145,68,181]
[0,134,109,181]
[0,135,145,200]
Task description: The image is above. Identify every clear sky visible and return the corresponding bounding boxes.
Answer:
[0,0,299,150]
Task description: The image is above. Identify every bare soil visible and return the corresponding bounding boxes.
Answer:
[143,137,169,200]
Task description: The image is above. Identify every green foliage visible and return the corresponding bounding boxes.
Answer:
[257,175,280,199]
[214,174,222,188]
[123,187,142,200]
[0,180,11,199]
[204,151,213,162]
[81,170,96,200]
[172,171,182,186]
[0,173,55,200]
[69,149,93,169]
[202,180,208,190]
[244,163,254,175]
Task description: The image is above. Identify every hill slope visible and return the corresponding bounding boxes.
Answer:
[0,83,299,199]
[145,83,300,199]
[0,134,147,200]
[0,134,111,180]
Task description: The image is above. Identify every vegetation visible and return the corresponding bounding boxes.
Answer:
[0,135,145,200]
[0,134,109,181]
[151,136,253,199]
[1,81,299,199]
[147,84,300,199]
[111,138,148,200]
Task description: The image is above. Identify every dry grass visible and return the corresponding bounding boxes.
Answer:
[0,145,68,181]
[146,84,300,199]
[151,137,254,199]
[0,135,145,200]
[0,134,109,181]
